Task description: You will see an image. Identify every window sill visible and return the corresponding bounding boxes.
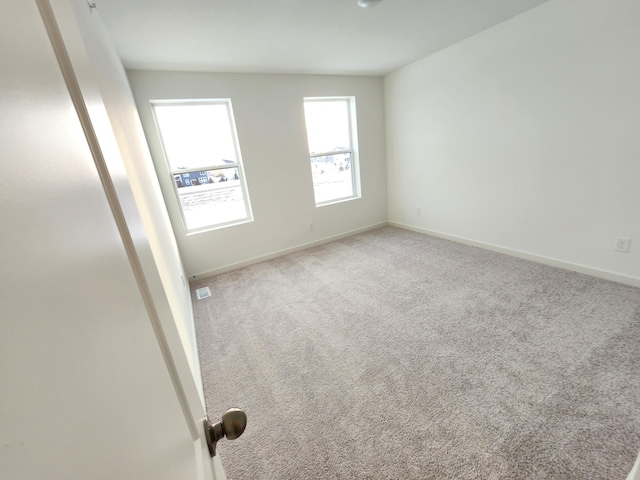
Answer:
[185,217,254,236]
[315,195,361,208]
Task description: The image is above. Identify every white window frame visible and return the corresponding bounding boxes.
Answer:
[151,99,253,234]
[304,96,361,207]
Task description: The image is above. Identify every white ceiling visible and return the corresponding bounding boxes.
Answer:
[96,0,548,76]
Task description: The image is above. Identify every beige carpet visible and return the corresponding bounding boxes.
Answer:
[192,226,640,479]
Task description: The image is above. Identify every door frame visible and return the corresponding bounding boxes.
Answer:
[37,0,224,477]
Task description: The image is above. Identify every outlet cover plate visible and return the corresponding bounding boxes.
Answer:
[615,237,631,253]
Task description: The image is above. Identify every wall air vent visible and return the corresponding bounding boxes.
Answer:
[196,287,212,300]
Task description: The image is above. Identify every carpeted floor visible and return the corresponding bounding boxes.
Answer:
[192,226,640,479]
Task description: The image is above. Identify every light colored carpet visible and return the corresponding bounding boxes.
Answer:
[192,226,640,479]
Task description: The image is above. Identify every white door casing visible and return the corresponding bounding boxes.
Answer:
[59,0,206,401]
[0,0,225,478]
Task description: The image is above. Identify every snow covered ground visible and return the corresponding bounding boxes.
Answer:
[178,180,247,230]
[311,161,354,204]
[176,161,355,231]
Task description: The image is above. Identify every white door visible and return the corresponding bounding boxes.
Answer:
[0,1,226,479]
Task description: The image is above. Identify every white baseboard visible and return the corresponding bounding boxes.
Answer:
[189,220,640,288]
[189,222,388,281]
[389,221,640,289]
[628,451,640,480]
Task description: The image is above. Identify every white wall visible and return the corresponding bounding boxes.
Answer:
[385,0,640,284]
[67,3,202,397]
[128,71,387,277]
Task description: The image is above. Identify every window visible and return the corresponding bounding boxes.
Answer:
[151,99,252,233]
[303,97,360,206]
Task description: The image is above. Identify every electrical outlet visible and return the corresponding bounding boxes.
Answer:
[416,207,421,216]
[614,237,631,253]
[308,222,314,231]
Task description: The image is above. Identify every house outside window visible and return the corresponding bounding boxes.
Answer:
[151,99,252,233]
[303,96,360,206]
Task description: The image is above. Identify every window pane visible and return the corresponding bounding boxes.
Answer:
[304,97,358,206]
[152,100,252,232]
[175,168,247,231]
[303,100,350,154]
[154,103,237,170]
[310,152,353,204]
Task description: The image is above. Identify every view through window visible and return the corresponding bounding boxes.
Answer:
[152,100,252,233]
[303,97,359,206]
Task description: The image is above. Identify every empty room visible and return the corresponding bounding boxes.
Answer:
[2,1,639,480]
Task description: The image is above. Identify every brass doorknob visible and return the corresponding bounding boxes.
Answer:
[204,408,247,457]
